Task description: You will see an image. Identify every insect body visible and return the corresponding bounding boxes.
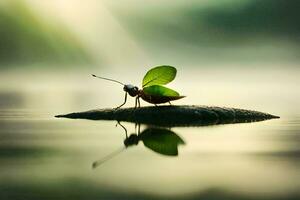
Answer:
[92,65,185,108]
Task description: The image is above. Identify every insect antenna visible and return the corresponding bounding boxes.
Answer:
[91,74,125,86]
[92,147,126,169]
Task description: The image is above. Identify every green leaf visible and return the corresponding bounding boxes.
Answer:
[142,65,177,87]
[140,128,185,156]
[143,85,180,97]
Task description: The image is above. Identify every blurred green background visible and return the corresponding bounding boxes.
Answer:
[1,0,299,68]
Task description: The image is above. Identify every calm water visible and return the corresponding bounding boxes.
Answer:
[1,67,300,200]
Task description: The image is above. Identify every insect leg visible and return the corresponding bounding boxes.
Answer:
[135,123,138,133]
[115,92,127,109]
[116,121,128,138]
[168,101,172,105]
[137,123,141,135]
[137,97,141,108]
[134,97,138,108]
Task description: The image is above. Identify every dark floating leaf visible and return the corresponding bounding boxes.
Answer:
[56,105,279,127]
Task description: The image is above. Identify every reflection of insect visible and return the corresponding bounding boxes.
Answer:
[92,65,185,109]
[92,123,185,169]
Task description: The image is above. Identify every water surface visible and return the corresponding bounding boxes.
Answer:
[0,67,300,200]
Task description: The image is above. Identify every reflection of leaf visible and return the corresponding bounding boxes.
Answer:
[142,65,177,87]
[143,85,180,97]
[140,128,185,156]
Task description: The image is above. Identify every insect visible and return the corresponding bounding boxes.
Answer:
[92,65,185,109]
[92,123,185,169]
